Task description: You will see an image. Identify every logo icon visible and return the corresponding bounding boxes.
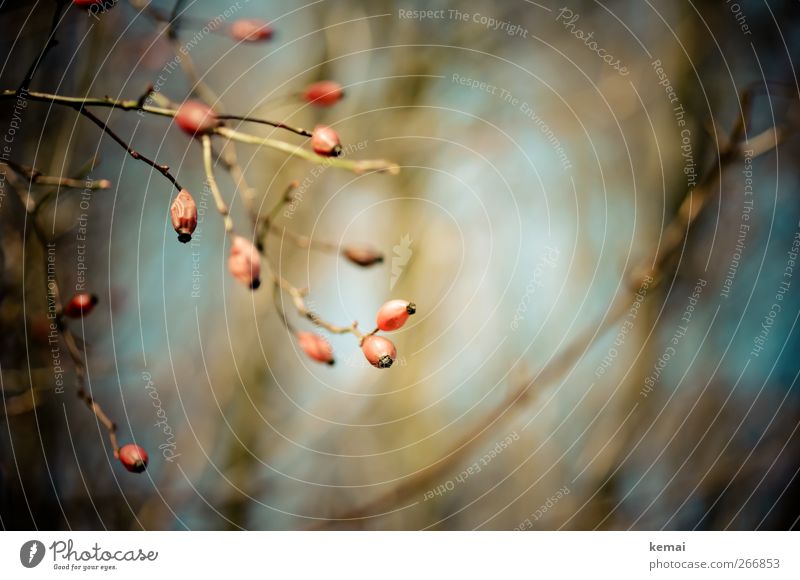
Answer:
[390,234,413,290]
[19,540,45,568]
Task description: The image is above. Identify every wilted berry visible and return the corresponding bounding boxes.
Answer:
[175,100,218,136]
[118,444,148,473]
[63,293,98,318]
[376,300,416,332]
[304,81,344,107]
[343,244,383,267]
[297,331,334,365]
[228,235,262,289]
[361,335,397,369]
[170,189,198,243]
[311,125,342,157]
[229,18,273,42]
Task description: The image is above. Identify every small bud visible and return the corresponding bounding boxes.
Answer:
[343,244,384,267]
[175,100,218,136]
[228,235,262,289]
[311,125,342,157]
[118,444,148,473]
[229,18,273,42]
[63,293,98,318]
[170,189,198,243]
[376,300,416,332]
[361,335,397,369]
[304,81,344,107]
[297,331,335,365]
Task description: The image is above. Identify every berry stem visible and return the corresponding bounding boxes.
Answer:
[201,135,234,236]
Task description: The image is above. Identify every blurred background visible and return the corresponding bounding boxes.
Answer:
[1,0,799,530]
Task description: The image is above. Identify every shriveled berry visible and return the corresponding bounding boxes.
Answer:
[229,18,273,42]
[343,244,383,267]
[170,189,198,243]
[304,81,344,107]
[118,444,148,473]
[297,331,334,365]
[175,100,218,136]
[361,335,397,369]
[228,235,262,289]
[63,293,98,318]
[311,125,342,157]
[376,300,416,332]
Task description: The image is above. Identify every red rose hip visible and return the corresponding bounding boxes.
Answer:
[170,189,198,243]
[118,444,148,473]
[297,331,334,365]
[311,125,342,157]
[304,81,344,107]
[342,244,383,267]
[361,335,397,369]
[228,235,262,289]
[63,293,98,318]
[376,300,416,331]
[175,100,218,136]
[229,18,273,42]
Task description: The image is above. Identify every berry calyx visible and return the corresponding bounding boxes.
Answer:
[229,18,273,42]
[297,331,335,365]
[343,244,383,267]
[117,444,148,473]
[170,189,198,243]
[361,335,397,369]
[63,293,98,318]
[304,81,344,107]
[175,100,218,136]
[376,300,416,331]
[311,125,342,157]
[228,235,262,289]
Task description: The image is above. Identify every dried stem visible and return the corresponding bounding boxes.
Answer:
[201,135,234,236]
[1,160,111,190]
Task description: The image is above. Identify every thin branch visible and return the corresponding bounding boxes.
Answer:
[216,114,313,138]
[1,160,111,190]
[18,0,70,94]
[217,127,400,175]
[201,134,234,235]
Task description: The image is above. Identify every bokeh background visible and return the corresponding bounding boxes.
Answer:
[2,0,800,530]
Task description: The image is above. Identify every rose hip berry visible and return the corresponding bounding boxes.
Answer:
[297,331,335,365]
[228,235,262,289]
[72,0,104,7]
[229,18,273,42]
[175,100,218,136]
[304,81,344,107]
[311,125,342,157]
[170,189,198,243]
[376,300,416,332]
[118,444,148,473]
[361,335,397,369]
[63,293,98,318]
[343,244,384,267]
